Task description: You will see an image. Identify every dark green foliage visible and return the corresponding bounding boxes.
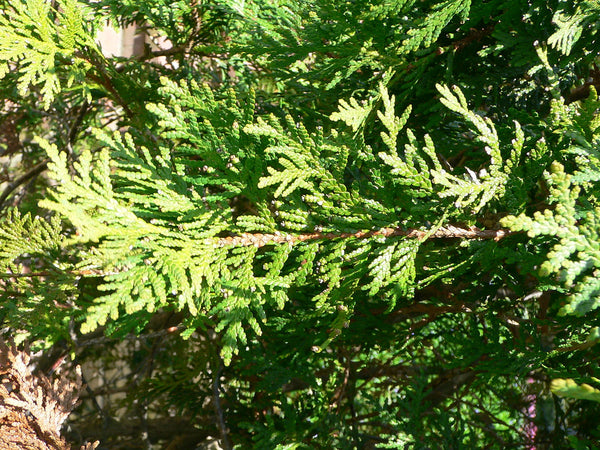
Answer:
[1,0,600,448]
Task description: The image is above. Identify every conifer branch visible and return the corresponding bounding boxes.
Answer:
[0,226,511,280]
[0,158,49,210]
[3,0,600,446]
[131,43,215,63]
[0,100,89,210]
[450,23,496,53]
[215,225,511,248]
[212,364,231,450]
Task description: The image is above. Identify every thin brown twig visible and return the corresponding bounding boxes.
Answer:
[132,44,214,63]
[0,225,513,279]
[0,271,57,278]
[451,23,496,53]
[213,364,232,450]
[0,100,90,210]
[0,158,50,210]
[214,225,512,248]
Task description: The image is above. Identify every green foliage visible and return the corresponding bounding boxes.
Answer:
[501,90,600,316]
[34,77,444,363]
[548,1,600,56]
[0,209,74,345]
[0,0,100,109]
[2,0,600,448]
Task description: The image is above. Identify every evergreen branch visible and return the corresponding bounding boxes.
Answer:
[213,364,232,450]
[448,23,496,53]
[85,71,134,118]
[0,270,57,278]
[0,225,511,279]
[131,43,216,64]
[565,64,600,104]
[134,43,189,62]
[213,225,512,248]
[0,158,49,210]
[0,100,89,210]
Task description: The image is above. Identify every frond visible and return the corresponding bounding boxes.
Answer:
[0,0,99,108]
[548,2,600,56]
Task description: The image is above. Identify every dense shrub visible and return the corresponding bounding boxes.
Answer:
[1,0,600,448]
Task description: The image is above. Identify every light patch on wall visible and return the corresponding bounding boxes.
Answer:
[97,23,145,58]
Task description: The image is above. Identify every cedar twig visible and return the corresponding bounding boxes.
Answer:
[0,100,90,210]
[213,225,511,248]
[451,23,496,52]
[213,365,232,450]
[0,271,62,278]
[0,225,512,279]
[131,44,213,63]
[565,64,600,104]
[0,158,49,210]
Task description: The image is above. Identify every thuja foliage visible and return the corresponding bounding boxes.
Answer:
[1,0,600,448]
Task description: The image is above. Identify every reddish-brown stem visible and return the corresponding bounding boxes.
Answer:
[0,225,512,279]
[215,225,511,248]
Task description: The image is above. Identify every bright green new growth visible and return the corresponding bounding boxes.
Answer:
[0,0,99,109]
[551,377,600,402]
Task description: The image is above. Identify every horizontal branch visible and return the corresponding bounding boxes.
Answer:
[0,226,511,279]
[0,271,54,278]
[214,225,512,248]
